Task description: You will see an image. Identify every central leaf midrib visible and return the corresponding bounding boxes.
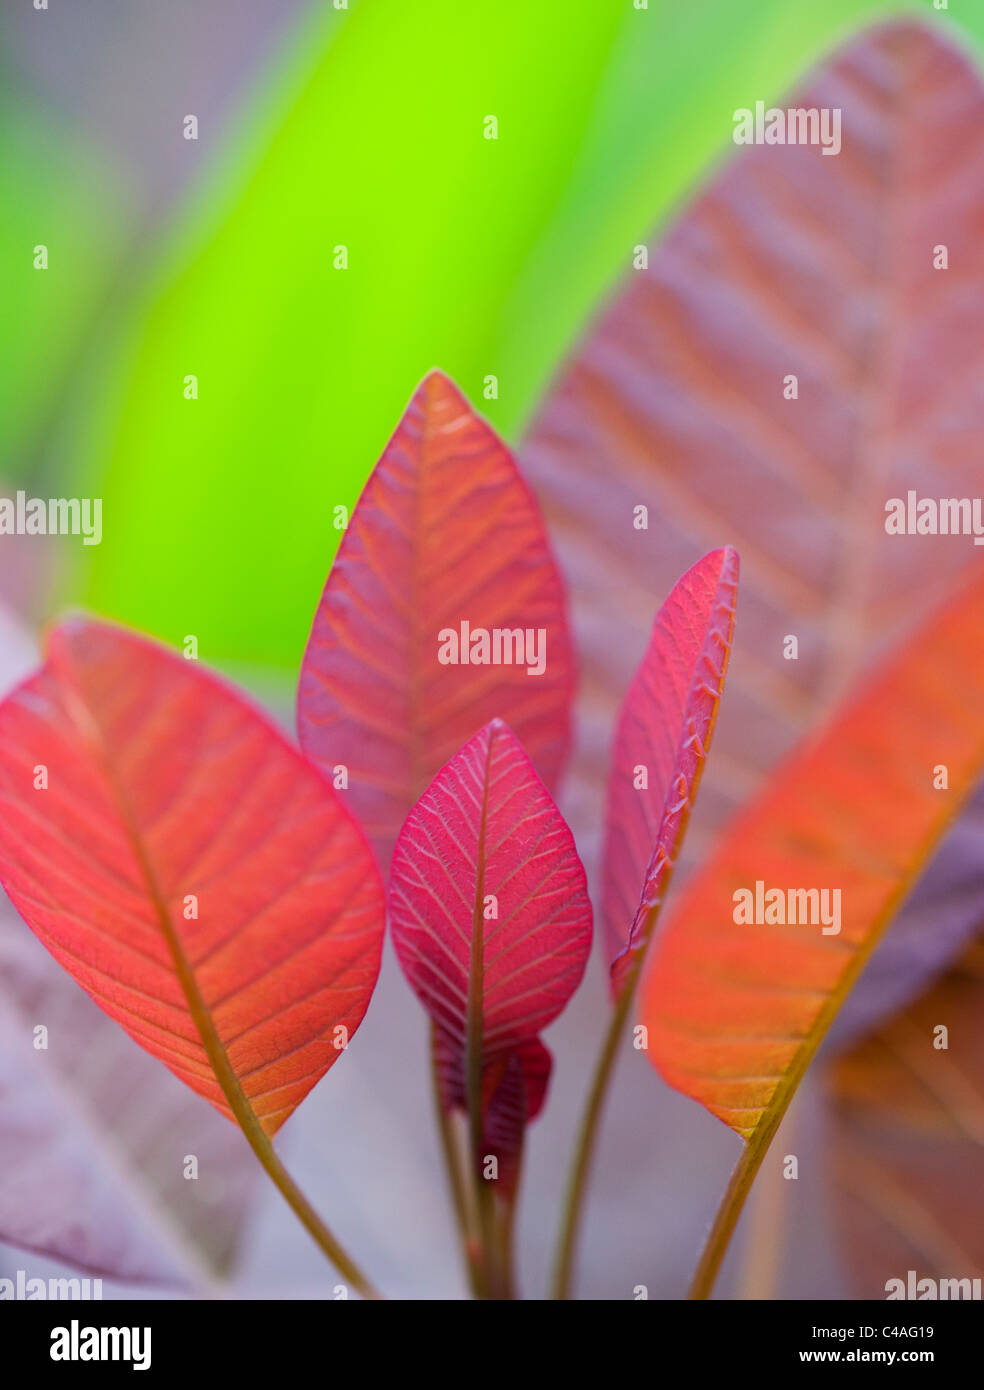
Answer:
[465,726,495,1161]
[64,666,270,1147]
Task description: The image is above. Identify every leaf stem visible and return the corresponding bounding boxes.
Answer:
[688,1138,766,1300]
[494,1148,524,1300]
[737,1107,796,1299]
[430,1026,488,1297]
[245,1127,381,1299]
[551,965,637,1299]
[469,1131,499,1297]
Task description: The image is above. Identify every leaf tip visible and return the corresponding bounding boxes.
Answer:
[415,366,467,414]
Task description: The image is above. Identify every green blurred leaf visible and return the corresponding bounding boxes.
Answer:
[74,0,981,668]
[1,87,126,475]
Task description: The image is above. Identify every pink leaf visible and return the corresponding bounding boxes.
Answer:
[389,718,591,1065]
[603,548,739,996]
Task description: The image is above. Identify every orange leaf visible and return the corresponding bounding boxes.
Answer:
[640,565,984,1145]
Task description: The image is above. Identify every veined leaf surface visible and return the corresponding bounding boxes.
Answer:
[389,719,591,1064]
[603,548,738,995]
[0,619,385,1137]
[299,372,575,865]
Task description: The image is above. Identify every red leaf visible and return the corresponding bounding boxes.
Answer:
[298,371,575,866]
[603,548,738,996]
[0,619,385,1136]
[389,719,591,1063]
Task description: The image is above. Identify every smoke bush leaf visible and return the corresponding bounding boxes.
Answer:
[602,547,738,997]
[640,566,984,1145]
[0,619,385,1137]
[298,371,575,867]
[389,719,591,1133]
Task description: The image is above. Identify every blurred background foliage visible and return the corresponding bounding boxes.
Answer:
[4,0,983,671]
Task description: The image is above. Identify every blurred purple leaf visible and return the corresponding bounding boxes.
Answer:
[824,936,984,1295]
[521,19,984,1038]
